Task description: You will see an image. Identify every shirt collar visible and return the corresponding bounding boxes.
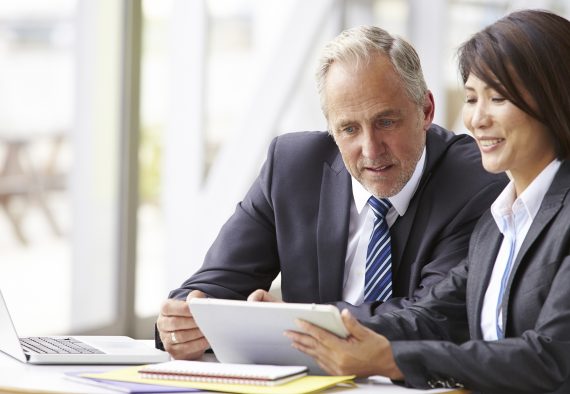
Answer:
[352,147,427,216]
[491,159,561,233]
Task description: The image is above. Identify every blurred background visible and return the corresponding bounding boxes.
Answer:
[0,0,567,339]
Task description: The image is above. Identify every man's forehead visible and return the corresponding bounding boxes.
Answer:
[329,108,403,124]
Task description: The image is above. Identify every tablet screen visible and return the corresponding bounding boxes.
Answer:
[189,299,348,373]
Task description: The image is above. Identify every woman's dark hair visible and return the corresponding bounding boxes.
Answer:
[458,9,570,159]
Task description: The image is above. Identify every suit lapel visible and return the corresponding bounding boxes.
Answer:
[391,179,423,274]
[392,130,446,274]
[500,162,570,331]
[316,151,351,302]
[469,222,502,339]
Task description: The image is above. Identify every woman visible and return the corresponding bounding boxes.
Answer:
[286,9,570,394]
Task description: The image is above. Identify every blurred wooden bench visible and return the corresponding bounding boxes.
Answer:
[0,133,66,244]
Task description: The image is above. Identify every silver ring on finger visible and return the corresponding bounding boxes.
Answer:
[171,331,178,344]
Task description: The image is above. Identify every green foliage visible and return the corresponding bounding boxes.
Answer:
[139,125,162,204]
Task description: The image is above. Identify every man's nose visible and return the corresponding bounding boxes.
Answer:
[361,130,385,159]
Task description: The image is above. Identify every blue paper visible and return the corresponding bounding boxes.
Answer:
[65,371,201,393]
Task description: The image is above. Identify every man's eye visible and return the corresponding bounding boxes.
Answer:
[343,126,355,134]
[377,119,395,128]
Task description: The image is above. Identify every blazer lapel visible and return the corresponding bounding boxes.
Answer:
[500,162,570,331]
[468,221,502,339]
[316,151,351,303]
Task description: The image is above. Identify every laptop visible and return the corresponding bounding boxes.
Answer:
[0,289,170,364]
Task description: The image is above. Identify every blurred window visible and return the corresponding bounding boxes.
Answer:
[0,0,75,335]
[0,0,123,337]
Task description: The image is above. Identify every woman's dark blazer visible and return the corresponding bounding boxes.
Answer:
[373,160,570,394]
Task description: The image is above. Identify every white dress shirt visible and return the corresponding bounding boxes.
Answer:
[480,159,560,340]
[342,148,426,305]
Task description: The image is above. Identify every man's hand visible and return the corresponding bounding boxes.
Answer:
[247,289,282,303]
[285,309,404,379]
[156,290,210,360]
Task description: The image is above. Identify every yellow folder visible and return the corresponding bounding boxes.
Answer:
[83,366,356,394]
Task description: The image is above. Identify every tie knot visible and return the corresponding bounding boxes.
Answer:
[368,196,392,218]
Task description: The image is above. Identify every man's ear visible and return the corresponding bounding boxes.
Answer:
[422,91,435,130]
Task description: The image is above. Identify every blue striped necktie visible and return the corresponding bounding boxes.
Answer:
[364,196,393,302]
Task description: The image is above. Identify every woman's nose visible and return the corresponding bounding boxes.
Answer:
[469,102,491,130]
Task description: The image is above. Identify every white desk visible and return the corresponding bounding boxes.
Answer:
[0,342,462,394]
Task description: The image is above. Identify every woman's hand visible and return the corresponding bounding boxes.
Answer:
[285,309,404,380]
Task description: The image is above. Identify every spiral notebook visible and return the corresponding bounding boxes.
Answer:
[138,360,308,386]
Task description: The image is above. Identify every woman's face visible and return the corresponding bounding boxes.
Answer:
[462,73,556,194]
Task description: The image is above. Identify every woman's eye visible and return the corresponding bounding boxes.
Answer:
[491,97,506,103]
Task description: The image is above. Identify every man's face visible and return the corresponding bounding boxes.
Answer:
[325,54,433,197]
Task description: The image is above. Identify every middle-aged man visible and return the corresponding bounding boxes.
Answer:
[155,25,508,360]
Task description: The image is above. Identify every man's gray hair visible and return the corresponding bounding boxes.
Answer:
[316,25,428,117]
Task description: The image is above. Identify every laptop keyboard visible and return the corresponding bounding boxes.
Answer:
[20,337,104,355]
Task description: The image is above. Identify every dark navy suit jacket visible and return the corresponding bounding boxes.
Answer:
[169,126,507,319]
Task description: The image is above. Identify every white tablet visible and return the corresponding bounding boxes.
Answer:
[188,298,348,374]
